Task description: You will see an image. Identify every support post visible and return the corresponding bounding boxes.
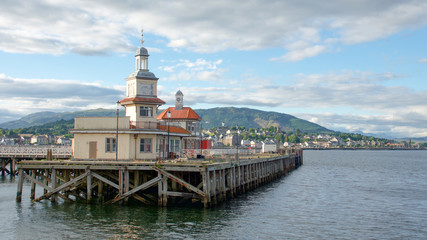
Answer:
[10,159,15,176]
[30,170,36,200]
[51,168,56,203]
[162,175,168,207]
[202,170,210,208]
[16,168,24,202]
[97,181,104,203]
[124,169,129,204]
[158,172,163,206]
[86,169,92,203]
[1,159,5,176]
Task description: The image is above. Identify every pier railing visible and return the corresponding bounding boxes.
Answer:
[0,145,72,158]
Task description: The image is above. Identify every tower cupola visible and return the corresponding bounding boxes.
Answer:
[175,90,184,110]
[129,29,157,79]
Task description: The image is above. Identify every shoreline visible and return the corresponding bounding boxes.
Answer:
[302,148,426,151]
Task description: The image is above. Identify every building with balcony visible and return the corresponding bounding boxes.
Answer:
[71,31,191,160]
[157,90,202,157]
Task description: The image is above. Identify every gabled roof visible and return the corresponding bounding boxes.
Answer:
[157,107,201,121]
[120,97,165,105]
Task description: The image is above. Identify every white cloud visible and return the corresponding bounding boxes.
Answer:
[0,73,124,122]
[419,58,427,63]
[294,112,427,138]
[167,70,427,137]
[161,58,225,82]
[271,45,326,62]
[1,0,427,61]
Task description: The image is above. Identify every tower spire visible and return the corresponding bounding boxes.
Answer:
[140,28,144,46]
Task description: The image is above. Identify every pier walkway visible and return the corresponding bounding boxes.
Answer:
[16,149,303,208]
[0,146,72,175]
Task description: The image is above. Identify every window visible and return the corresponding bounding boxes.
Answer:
[140,138,152,153]
[140,106,153,117]
[169,139,180,153]
[174,140,180,153]
[106,138,116,152]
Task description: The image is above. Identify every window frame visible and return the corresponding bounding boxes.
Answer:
[140,138,152,153]
[105,138,116,153]
[139,106,153,117]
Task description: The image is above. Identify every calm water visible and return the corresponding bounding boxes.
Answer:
[1,150,427,239]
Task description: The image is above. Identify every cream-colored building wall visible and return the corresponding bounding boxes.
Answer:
[73,133,162,160]
[134,134,158,160]
[73,133,132,160]
[125,105,137,122]
[75,117,130,130]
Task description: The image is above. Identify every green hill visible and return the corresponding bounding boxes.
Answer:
[195,107,332,133]
[0,107,332,134]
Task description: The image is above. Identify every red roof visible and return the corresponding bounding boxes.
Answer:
[157,107,201,121]
[120,97,165,105]
[158,125,191,134]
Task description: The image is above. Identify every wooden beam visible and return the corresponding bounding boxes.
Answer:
[106,176,161,204]
[31,171,88,202]
[91,171,119,190]
[152,167,206,197]
[132,194,154,205]
[167,191,199,198]
[23,172,72,202]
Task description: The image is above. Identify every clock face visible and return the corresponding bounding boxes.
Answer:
[139,84,153,95]
[177,97,182,102]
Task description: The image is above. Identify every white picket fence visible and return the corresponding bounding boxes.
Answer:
[0,145,72,158]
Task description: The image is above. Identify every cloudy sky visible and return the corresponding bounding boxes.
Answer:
[1,0,427,138]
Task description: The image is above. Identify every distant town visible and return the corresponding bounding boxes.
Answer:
[203,125,426,151]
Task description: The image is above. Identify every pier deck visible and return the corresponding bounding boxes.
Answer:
[16,149,302,207]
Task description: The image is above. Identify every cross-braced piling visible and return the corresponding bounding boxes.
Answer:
[16,149,303,207]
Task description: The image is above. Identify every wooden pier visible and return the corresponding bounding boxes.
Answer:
[0,146,72,176]
[16,149,302,208]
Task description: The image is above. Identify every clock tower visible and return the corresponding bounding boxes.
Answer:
[175,90,183,110]
[120,30,165,122]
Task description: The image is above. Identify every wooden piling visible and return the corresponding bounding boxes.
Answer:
[16,168,24,202]
[30,170,36,200]
[51,168,56,203]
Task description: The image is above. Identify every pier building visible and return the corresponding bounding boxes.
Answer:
[71,31,191,161]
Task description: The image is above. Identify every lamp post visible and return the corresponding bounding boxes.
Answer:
[116,101,120,161]
[167,110,171,159]
[236,126,240,162]
[200,122,203,157]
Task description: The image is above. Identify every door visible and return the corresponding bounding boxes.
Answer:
[89,141,97,159]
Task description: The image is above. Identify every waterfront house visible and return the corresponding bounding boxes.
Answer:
[30,135,48,145]
[1,135,21,145]
[18,134,33,145]
[262,139,277,153]
[57,137,72,146]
